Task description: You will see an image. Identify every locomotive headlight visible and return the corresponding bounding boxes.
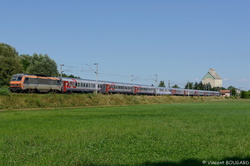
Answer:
[11,84,20,87]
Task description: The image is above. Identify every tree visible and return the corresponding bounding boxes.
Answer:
[193,82,199,90]
[240,91,248,99]
[27,53,59,76]
[62,73,80,78]
[185,82,193,89]
[227,86,235,90]
[20,54,32,72]
[203,83,212,91]
[0,43,23,86]
[172,84,180,88]
[228,86,236,96]
[231,88,236,96]
[158,80,166,87]
[198,81,204,90]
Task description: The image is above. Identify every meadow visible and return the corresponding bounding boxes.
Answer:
[1,100,250,165]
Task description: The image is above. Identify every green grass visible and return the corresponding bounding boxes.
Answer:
[1,101,250,165]
[0,93,227,110]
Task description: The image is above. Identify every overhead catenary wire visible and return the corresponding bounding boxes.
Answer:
[57,62,198,88]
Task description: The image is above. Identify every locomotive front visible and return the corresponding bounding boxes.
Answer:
[9,73,25,92]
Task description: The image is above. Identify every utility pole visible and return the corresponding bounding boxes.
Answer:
[87,63,99,94]
[148,74,158,86]
[130,75,133,83]
[94,63,98,94]
[168,80,170,88]
[187,80,189,96]
[154,74,158,86]
[60,64,64,77]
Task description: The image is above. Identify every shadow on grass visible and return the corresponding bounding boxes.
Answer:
[72,157,250,166]
[141,157,250,166]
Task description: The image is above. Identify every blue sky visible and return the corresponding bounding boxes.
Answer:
[1,0,250,90]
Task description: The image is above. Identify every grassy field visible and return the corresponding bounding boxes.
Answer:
[1,100,250,165]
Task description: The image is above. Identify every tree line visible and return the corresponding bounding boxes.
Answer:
[158,80,242,94]
[0,43,78,86]
[158,80,221,90]
[159,80,250,98]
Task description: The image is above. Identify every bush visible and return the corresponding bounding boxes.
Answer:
[0,86,10,95]
[240,91,249,99]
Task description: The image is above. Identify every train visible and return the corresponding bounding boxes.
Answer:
[9,73,220,96]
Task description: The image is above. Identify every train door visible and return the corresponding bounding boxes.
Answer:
[172,89,176,95]
[184,90,187,96]
[133,86,137,95]
[63,81,69,92]
[103,84,110,94]
[134,86,141,95]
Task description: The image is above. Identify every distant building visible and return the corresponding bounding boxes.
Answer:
[235,88,242,95]
[202,68,222,88]
[220,90,231,97]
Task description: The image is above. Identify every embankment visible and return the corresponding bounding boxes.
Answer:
[0,93,230,110]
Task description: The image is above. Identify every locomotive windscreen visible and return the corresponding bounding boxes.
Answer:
[11,74,23,81]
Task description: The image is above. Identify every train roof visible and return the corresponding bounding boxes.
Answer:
[13,73,51,77]
[169,87,219,91]
[59,77,152,87]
